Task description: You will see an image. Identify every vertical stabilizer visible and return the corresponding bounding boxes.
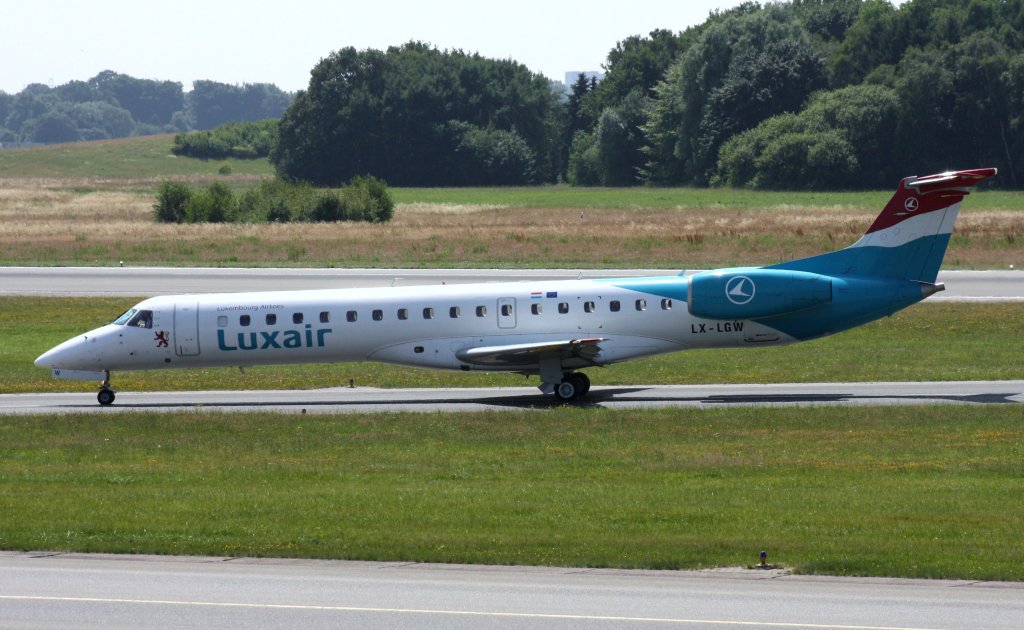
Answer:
[770,168,997,283]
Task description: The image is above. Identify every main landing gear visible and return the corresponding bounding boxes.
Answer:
[554,372,591,403]
[97,370,116,406]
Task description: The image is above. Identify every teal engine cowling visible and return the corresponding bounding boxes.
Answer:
[688,269,832,320]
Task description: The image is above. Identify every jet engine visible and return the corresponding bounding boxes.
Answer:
[687,269,832,320]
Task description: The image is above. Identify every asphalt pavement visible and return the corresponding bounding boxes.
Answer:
[2,552,1021,630]
[2,266,1021,299]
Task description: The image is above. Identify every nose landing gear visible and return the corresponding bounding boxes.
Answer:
[97,370,116,406]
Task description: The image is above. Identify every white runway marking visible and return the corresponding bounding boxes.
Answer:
[0,595,947,629]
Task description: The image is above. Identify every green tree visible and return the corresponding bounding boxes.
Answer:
[590,90,650,186]
[1001,52,1024,187]
[0,93,11,131]
[172,119,279,159]
[590,29,687,109]
[345,175,395,222]
[714,84,899,189]
[185,182,235,223]
[791,0,864,42]
[188,81,292,130]
[644,5,827,185]
[448,122,537,185]
[893,32,1013,178]
[153,181,192,223]
[560,73,596,180]
[70,102,135,140]
[272,42,558,186]
[88,70,184,127]
[567,130,601,186]
[28,111,79,143]
[828,0,902,87]
[4,92,48,139]
[753,130,858,189]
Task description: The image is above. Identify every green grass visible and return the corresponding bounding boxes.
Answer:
[4,298,1022,394]
[0,406,1020,579]
[0,135,273,179]
[399,185,1024,211]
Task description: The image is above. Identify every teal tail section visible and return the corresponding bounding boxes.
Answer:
[604,169,997,344]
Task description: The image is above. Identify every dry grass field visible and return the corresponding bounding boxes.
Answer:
[1,177,1021,268]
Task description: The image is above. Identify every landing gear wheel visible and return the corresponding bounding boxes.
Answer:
[554,373,590,403]
[575,372,591,397]
[97,388,115,406]
[554,380,578,402]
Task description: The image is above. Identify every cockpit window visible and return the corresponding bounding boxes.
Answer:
[126,310,153,329]
[113,309,137,325]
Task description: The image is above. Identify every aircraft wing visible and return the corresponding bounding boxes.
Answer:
[456,337,607,368]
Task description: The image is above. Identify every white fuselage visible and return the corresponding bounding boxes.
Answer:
[39,277,791,376]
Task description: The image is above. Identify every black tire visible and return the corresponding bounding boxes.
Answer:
[554,379,578,402]
[574,372,591,396]
[97,389,115,406]
[555,373,590,403]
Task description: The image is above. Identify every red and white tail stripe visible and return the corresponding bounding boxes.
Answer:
[852,168,997,249]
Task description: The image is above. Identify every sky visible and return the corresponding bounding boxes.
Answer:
[1,0,752,94]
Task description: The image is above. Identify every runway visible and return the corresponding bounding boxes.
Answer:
[2,381,1022,414]
[1,552,1020,629]
[1,266,1022,300]
[5,269,1021,626]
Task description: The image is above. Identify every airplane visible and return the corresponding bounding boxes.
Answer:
[36,167,996,406]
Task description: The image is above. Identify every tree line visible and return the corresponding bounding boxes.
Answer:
[10,0,1024,190]
[268,0,1024,189]
[0,71,292,145]
[571,0,1024,189]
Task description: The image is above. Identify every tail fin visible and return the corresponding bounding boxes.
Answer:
[770,168,997,283]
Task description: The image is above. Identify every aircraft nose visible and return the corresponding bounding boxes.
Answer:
[34,349,54,368]
[35,334,102,369]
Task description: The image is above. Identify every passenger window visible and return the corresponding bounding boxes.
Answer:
[266,313,277,325]
[398,308,409,320]
[531,303,542,315]
[475,305,487,317]
[584,301,595,313]
[320,311,331,323]
[347,310,358,322]
[423,307,435,319]
[610,300,620,312]
[558,302,569,314]
[217,315,228,327]
[661,299,672,310]
[373,309,384,321]
[127,310,153,329]
[240,314,251,326]
[293,313,304,324]
[635,299,646,311]
[449,306,461,318]
[500,304,512,317]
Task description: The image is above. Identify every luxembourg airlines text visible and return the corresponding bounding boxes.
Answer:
[217,325,333,351]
